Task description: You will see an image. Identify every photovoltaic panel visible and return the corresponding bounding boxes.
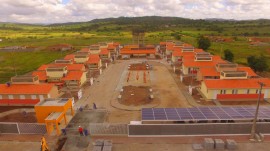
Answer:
[141,106,270,121]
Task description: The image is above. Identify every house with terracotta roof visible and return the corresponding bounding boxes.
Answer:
[86,54,102,70]
[120,48,156,59]
[64,52,92,64]
[0,76,59,106]
[74,51,90,64]
[107,43,117,57]
[89,45,101,54]
[197,63,258,81]
[64,54,75,63]
[98,42,108,48]
[33,64,87,88]
[99,48,111,60]
[80,47,90,53]
[182,53,225,75]
[61,71,87,88]
[55,59,73,64]
[165,42,193,56]
[200,78,270,101]
[159,42,167,53]
[171,49,204,64]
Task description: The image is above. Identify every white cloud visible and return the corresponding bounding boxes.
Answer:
[0,0,269,23]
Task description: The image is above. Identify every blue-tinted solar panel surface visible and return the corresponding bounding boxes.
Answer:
[141,106,270,121]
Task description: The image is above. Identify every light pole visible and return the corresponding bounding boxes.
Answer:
[250,82,265,140]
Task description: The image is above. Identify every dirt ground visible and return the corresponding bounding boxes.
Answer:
[120,86,152,106]
[0,106,33,113]
[182,76,201,86]
[76,59,191,124]
[0,112,37,123]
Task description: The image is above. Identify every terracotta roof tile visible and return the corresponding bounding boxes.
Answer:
[32,71,47,81]
[80,48,90,52]
[64,54,75,60]
[0,84,55,94]
[87,54,101,64]
[100,48,109,55]
[203,78,270,89]
[237,67,258,77]
[199,67,220,76]
[62,71,84,81]
[38,64,85,71]
[120,49,156,54]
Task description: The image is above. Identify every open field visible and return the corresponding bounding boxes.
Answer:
[1,30,269,83]
[181,33,270,66]
[0,16,270,82]
[0,50,73,83]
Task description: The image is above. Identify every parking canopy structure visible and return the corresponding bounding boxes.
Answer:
[142,106,270,121]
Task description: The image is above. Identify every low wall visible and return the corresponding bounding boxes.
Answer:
[128,122,270,136]
[0,108,35,118]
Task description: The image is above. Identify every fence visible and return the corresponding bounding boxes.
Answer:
[0,122,46,134]
[89,123,128,136]
[64,123,128,136]
[128,122,270,136]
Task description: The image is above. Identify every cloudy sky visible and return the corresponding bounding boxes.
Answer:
[0,0,269,24]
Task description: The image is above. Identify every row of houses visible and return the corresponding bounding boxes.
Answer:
[120,44,156,59]
[0,42,121,106]
[162,41,270,101]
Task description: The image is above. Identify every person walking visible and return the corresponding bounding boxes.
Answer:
[93,103,97,109]
[78,126,83,136]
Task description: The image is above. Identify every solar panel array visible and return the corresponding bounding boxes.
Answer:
[142,106,270,121]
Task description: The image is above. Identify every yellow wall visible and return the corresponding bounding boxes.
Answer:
[80,72,87,86]
[46,70,67,78]
[90,50,100,54]
[182,65,189,75]
[75,57,89,63]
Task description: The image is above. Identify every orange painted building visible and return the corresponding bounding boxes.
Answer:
[35,98,74,135]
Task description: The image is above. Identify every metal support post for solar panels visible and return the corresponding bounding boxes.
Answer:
[250,82,265,141]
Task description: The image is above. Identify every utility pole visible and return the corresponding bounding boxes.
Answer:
[250,82,265,140]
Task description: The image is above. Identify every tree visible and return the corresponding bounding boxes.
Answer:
[224,49,234,62]
[197,36,211,51]
[247,55,269,72]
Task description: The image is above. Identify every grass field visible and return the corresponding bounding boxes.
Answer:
[0,50,73,83]
[0,17,270,83]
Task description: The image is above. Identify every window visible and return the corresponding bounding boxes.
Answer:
[31,95,37,99]
[20,95,25,99]
[0,95,2,99]
[8,95,14,99]
[247,89,250,94]
[220,90,226,94]
[232,89,238,94]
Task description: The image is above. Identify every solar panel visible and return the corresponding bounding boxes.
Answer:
[141,106,270,121]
